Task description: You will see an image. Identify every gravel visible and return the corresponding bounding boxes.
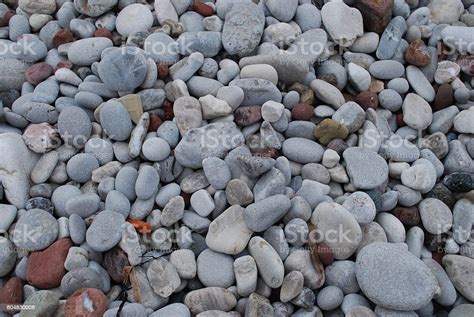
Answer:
[0,1,472,315]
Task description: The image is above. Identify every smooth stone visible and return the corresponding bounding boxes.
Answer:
[423,258,457,307]
[369,60,405,80]
[454,108,474,134]
[184,287,237,314]
[206,205,253,255]
[230,78,282,106]
[244,194,290,232]
[85,210,125,252]
[321,1,363,47]
[175,122,244,169]
[73,0,117,17]
[401,163,437,193]
[97,47,147,91]
[452,199,473,244]
[222,2,265,56]
[310,202,362,260]
[356,242,439,311]
[376,16,407,60]
[406,65,435,102]
[375,212,406,243]
[282,138,324,164]
[325,260,359,294]
[147,258,181,297]
[343,147,388,189]
[233,255,257,297]
[310,79,345,109]
[116,4,153,37]
[442,255,474,301]
[197,249,235,288]
[248,237,284,288]
[12,209,58,251]
[68,38,113,66]
[99,100,133,141]
[0,239,16,277]
[442,26,474,54]
[342,192,376,226]
[144,33,180,64]
[402,93,433,130]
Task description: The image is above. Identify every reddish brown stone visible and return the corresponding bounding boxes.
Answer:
[181,192,192,208]
[433,83,454,111]
[234,106,262,126]
[396,112,404,127]
[103,247,131,284]
[355,0,394,34]
[405,39,431,67]
[456,55,474,76]
[158,64,169,80]
[252,148,278,159]
[26,239,72,289]
[52,29,74,48]
[193,2,214,16]
[315,242,334,266]
[162,100,174,120]
[25,62,54,85]
[0,277,23,315]
[94,28,113,39]
[354,91,379,110]
[326,139,349,156]
[149,114,163,132]
[432,252,444,265]
[317,73,338,87]
[392,206,420,226]
[0,10,14,27]
[291,103,314,121]
[64,288,107,317]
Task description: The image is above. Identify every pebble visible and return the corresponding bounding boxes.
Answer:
[197,249,234,288]
[98,47,147,91]
[282,138,324,164]
[311,202,362,260]
[442,255,474,301]
[248,236,284,288]
[321,1,363,47]
[100,100,133,141]
[184,287,237,314]
[376,16,407,60]
[244,194,290,232]
[12,208,58,251]
[310,79,345,109]
[343,147,389,189]
[206,205,253,255]
[85,210,125,252]
[147,258,181,297]
[116,4,153,37]
[0,239,17,277]
[67,38,113,66]
[356,242,439,311]
[222,2,265,56]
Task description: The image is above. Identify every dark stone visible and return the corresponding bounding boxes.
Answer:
[425,183,455,209]
[26,197,54,214]
[103,247,131,284]
[443,173,474,192]
[392,206,420,226]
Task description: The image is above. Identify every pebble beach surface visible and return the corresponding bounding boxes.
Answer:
[0,0,473,316]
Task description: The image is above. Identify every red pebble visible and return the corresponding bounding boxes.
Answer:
[94,27,113,39]
[52,29,74,48]
[26,62,54,85]
[193,2,214,16]
[149,114,163,132]
[291,103,314,121]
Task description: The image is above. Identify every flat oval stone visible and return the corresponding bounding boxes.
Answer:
[442,255,474,302]
[222,2,265,56]
[248,236,284,288]
[206,205,253,255]
[184,287,237,314]
[343,147,389,189]
[230,78,282,106]
[12,209,58,251]
[85,210,125,252]
[311,202,362,260]
[282,138,324,164]
[99,100,133,141]
[147,258,181,297]
[68,38,113,66]
[244,194,290,232]
[98,47,148,91]
[356,242,439,311]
